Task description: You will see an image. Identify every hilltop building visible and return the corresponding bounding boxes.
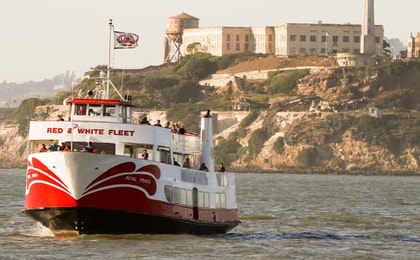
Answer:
[166,0,385,66]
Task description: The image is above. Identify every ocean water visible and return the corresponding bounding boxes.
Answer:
[1,169,419,259]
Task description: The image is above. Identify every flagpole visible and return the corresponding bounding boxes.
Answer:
[107,19,113,99]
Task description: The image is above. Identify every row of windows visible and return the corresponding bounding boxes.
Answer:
[164,186,227,208]
[289,47,361,55]
[226,42,272,51]
[226,34,273,42]
[290,35,380,44]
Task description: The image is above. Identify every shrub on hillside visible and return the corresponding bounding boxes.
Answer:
[273,137,285,154]
[214,134,242,168]
[267,69,309,95]
[237,110,259,138]
[248,128,269,159]
[14,98,48,136]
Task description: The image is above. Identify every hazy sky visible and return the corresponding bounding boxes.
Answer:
[2,0,419,83]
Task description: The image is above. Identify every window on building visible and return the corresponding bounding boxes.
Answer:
[375,37,380,43]
[300,35,306,42]
[332,36,339,42]
[227,34,230,41]
[236,43,240,51]
[321,48,326,54]
[226,43,230,50]
[245,34,249,42]
[268,34,273,41]
[290,35,296,41]
[343,36,350,42]
[310,35,316,42]
[322,35,327,42]
[310,48,316,55]
[354,36,360,43]
[299,48,306,54]
[245,43,249,50]
[343,48,350,53]
[236,34,240,41]
[290,47,296,54]
[354,49,360,54]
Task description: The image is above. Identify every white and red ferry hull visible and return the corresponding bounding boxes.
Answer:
[23,152,239,235]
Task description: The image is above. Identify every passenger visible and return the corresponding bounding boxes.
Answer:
[100,150,106,154]
[218,162,225,172]
[140,116,150,125]
[39,144,47,152]
[64,145,71,151]
[178,124,186,135]
[171,124,177,133]
[204,109,211,118]
[154,119,162,127]
[58,142,66,151]
[183,158,191,168]
[48,141,59,151]
[57,114,64,121]
[77,106,85,115]
[85,141,96,153]
[174,160,180,166]
[164,121,170,128]
[199,163,208,171]
[141,150,149,160]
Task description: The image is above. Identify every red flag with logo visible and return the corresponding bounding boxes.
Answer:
[114,31,139,49]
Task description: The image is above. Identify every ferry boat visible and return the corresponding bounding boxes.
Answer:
[22,87,240,234]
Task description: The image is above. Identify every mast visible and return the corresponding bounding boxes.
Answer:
[107,19,113,99]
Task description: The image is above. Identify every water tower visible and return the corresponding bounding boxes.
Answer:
[164,12,199,63]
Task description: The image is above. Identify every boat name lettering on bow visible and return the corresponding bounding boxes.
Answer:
[125,176,137,182]
[139,178,151,184]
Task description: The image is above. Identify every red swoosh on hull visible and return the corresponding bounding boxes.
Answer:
[25,158,75,208]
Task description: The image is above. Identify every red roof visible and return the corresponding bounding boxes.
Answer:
[67,98,136,107]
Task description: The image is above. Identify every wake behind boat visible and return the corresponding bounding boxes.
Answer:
[22,20,239,235]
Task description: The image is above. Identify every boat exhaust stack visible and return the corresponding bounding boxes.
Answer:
[200,110,214,172]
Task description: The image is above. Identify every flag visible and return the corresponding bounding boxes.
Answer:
[114,31,139,49]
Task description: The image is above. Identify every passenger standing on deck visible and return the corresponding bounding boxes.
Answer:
[48,141,59,151]
[178,124,186,135]
[154,120,162,127]
[183,158,191,168]
[85,142,96,153]
[218,163,225,172]
[200,163,209,171]
[141,150,149,160]
[39,144,47,152]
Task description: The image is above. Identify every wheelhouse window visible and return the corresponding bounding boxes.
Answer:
[70,142,115,154]
[76,104,87,115]
[88,104,101,116]
[103,105,115,117]
[124,144,153,159]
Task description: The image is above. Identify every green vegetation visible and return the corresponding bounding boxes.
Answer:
[214,132,243,168]
[273,137,285,154]
[237,110,259,138]
[267,69,309,95]
[247,128,269,159]
[14,98,48,136]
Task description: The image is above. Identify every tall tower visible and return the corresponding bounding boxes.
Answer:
[360,0,376,55]
[163,12,199,63]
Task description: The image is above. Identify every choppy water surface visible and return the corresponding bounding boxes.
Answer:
[1,169,419,259]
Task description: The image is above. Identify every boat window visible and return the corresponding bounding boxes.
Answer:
[119,106,127,123]
[103,105,115,117]
[180,189,187,204]
[217,174,229,186]
[76,104,87,115]
[198,191,210,208]
[124,145,136,157]
[68,142,115,154]
[88,104,101,116]
[157,146,171,164]
[215,193,226,208]
[164,186,173,202]
[186,190,193,206]
[126,106,132,123]
[173,187,181,204]
[124,144,153,159]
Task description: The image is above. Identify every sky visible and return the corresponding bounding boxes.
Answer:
[2,0,420,83]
